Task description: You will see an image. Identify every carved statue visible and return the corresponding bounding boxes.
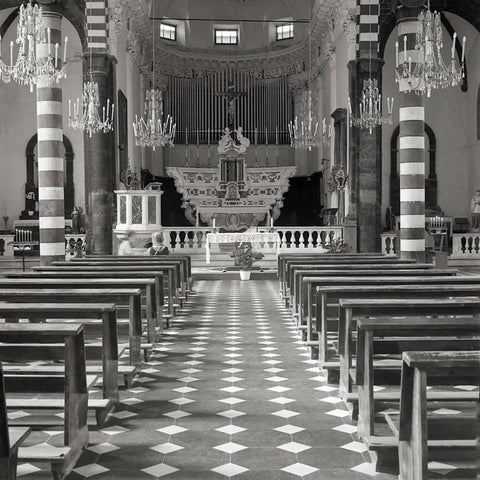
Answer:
[471,189,480,230]
[235,127,250,153]
[71,206,85,234]
[218,127,233,153]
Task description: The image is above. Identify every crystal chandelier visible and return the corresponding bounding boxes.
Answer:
[289,88,331,150]
[133,8,176,150]
[133,89,176,150]
[288,6,330,151]
[68,80,114,137]
[395,0,465,97]
[0,0,67,92]
[349,78,394,134]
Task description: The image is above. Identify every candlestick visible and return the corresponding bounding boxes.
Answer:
[213,218,216,229]
[63,36,68,64]
[270,217,273,228]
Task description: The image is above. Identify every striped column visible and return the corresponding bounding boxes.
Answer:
[36,12,65,265]
[356,0,379,59]
[86,1,108,51]
[397,11,425,261]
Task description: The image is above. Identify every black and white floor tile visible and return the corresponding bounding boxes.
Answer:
[13,279,472,479]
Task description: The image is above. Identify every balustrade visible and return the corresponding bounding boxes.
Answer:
[380,233,398,256]
[452,233,480,258]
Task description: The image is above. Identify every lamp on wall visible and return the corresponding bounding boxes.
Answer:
[395,0,466,97]
[0,0,68,92]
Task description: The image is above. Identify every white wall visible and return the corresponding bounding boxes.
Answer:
[0,12,84,230]
[381,14,479,222]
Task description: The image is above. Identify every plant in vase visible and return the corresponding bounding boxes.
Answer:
[230,242,264,280]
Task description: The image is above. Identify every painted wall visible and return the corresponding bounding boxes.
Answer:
[381,14,479,223]
[0,11,84,230]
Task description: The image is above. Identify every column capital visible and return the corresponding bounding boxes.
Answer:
[83,53,118,78]
[348,58,384,76]
[395,0,425,22]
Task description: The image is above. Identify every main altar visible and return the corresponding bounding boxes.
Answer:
[166,128,296,231]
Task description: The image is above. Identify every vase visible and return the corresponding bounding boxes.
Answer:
[239,270,251,281]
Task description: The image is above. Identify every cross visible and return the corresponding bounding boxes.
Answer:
[215,83,247,129]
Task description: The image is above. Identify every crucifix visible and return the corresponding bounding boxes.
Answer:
[215,82,247,129]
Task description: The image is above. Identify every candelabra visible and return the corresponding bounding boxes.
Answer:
[395,1,465,97]
[288,89,331,151]
[69,80,114,137]
[133,89,176,150]
[349,78,393,134]
[0,0,68,92]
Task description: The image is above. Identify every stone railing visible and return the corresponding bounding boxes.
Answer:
[161,226,343,253]
[65,234,87,259]
[451,233,480,258]
[380,232,398,256]
[0,233,14,256]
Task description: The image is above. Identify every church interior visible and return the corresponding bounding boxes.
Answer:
[0,0,479,479]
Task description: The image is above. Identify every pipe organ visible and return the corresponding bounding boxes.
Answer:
[163,69,293,145]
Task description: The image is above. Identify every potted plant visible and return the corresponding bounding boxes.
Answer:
[230,242,264,280]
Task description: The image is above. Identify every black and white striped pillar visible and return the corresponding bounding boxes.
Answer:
[36,12,65,265]
[397,7,425,261]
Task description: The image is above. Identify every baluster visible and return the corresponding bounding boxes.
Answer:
[475,236,480,254]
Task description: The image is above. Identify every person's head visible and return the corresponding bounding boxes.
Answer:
[476,189,480,196]
[126,231,135,243]
[152,231,164,245]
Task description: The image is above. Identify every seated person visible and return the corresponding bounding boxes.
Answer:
[147,232,170,256]
[118,231,147,255]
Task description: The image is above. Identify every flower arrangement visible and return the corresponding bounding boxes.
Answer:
[325,238,351,254]
[230,242,264,270]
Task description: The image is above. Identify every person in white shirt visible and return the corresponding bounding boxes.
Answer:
[471,189,480,230]
[118,231,146,255]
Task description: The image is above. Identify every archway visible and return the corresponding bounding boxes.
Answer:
[389,124,437,215]
[22,134,75,219]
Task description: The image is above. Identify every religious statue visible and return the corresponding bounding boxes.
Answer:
[384,205,396,232]
[470,189,480,230]
[71,206,85,234]
[235,127,250,153]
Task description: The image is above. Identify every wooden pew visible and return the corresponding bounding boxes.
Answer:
[338,297,480,404]
[394,351,480,480]
[0,303,120,426]
[1,275,163,334]
[81,254,193,294]
[278,253,390,295]
[314,283,480,367]
[0,362,31,480]
[0,288,144,367]
[293,267,456,322]
[282,258,418,304]
[0,324,88,480]
[32,264,178,318]
[52,259,185,302]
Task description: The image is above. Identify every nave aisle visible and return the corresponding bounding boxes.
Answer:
[17,279,395,479]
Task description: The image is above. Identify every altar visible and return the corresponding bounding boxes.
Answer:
[205,231,279,264]
[166,127,296,231]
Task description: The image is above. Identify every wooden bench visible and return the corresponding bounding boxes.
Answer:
[0,303,122,426]
[2,275,163,334]
[278,254,413,297]
[338,297,480,402]
[0,323,88,480]
[0,288,144,367]
[33,264,178,318]
[81,254,193,294]
[314,283,480,368]
[0,362,31,480]
[392,351,480,480]
[293,267,456,322]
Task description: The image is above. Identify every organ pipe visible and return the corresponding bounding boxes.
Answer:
[164,69,292,145]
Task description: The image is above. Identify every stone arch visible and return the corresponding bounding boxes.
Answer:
[390,123,437,215]
[23,134,75,219]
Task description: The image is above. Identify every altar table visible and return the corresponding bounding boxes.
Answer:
[205,232,279,264]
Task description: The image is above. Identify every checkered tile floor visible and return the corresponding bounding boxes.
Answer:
[13,280,405,478]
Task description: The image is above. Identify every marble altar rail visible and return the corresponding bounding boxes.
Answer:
[162,227,344,253]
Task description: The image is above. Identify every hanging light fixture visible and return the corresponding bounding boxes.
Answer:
[349,2,393,133]
[68,5,114,137]
[395,0,465,97]
[0,0,68,92]
[133,5,176,150]
[288,1,330,151]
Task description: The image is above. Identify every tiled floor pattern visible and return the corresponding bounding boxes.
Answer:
[13,279,459,479]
